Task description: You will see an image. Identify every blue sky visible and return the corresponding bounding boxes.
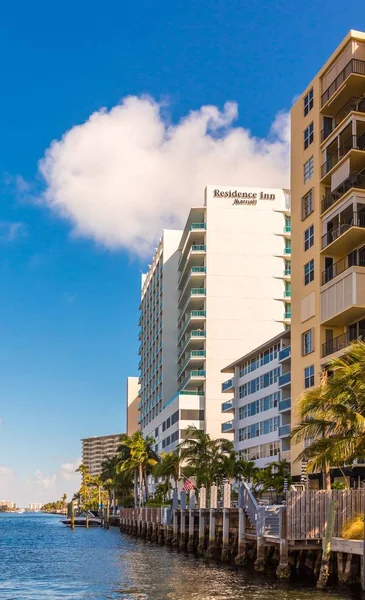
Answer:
[0,0,364,505]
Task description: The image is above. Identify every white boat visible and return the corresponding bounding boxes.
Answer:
[61,511,102,527]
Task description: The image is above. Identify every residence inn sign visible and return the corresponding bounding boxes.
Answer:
[213,188,276,205]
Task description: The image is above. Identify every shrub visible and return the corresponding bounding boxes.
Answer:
[341,514,365,540]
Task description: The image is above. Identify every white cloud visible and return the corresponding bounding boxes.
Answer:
[0,221,27,242]
[39,95,290,258]
[60,457,81,481]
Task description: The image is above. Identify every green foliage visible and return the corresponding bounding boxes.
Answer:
[291,341,365,488]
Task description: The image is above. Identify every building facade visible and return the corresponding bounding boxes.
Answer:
[81,434,122,476]
[140,186,291,452]
[221,330,291,468]
[126,376,140,436]
[291,30,365,476]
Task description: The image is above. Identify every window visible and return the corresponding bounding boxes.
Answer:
[155,427,159,437]
[180,409,204,421]
[304,259,314,285]
[304,225,314,251]
[301,190,313,220]
[304,88,313,116]
[302,329,313,355]
[304,365,315,388]
[304,122,314,149]
[304,156,314,184]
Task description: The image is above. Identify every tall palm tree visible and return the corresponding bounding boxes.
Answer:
[291,340,365,490]
[101,455,119,511]
[154,451,181,495]
[117,432,159,506]
[179,426,234,488]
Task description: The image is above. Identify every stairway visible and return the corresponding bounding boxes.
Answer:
[264,507,280,537]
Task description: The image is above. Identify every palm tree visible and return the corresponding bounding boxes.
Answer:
[291,340,365,490]
[154,451,181,496]
[101,455,119,512]
[117,432,159,506]
[179,426,234,488]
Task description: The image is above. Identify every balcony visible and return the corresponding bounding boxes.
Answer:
[322,251,365,285]
[322,328,365,358]
[180,369,206,391]
[221,420,234,433]
[283,311,291,320]
[221,400,234,413]
[222,378,234,393]
[321,134,365,179]
[279,372,291,387]
[178,244,206,271]
[279,424,291,438]
[177,350,206,378]
[279,346,291,362]
[190,223,206,231]
[321,268,365,326]
[178,287,206,314]
[279,398,291,412]
[178,330,206,358]
[321,172,365,214]
[322,212,365,253]
[321,58,365,108]
[179,268,206,301]
[178,309,206,342]
[321,96,365,143]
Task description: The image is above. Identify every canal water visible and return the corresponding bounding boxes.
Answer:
[0,513,361,599]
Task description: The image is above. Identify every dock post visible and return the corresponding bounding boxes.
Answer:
[276,506,290,578]
[236,507,246,565]
[206,484,218,558]
[197,486,206,556]
[179,509,187,550]
[187,509,195,552]
[86,511,89,529]
[106,502,110,530]
[172,510,179,547]
[317,496,338,589]
[221,509,230,561]
[254,506,265,572]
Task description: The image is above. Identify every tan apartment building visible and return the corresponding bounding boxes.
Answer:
[81,434,122,476]
[291,30,365,477]
[126,376,140,436]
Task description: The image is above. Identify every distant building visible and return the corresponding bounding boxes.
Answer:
[0,500,16,509]
[126,376,140,436]
[28,503,42,510]
[81,434,122,476]
[221,330,291,468]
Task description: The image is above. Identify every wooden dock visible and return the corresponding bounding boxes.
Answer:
[115,484,365,587]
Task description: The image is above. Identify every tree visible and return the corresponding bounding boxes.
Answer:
[291,340,365,490]
[178,426,234,488]
[117,432,159,507]
[154,451,181,495]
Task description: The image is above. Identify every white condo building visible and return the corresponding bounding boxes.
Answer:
[139,185,291,452]
[221,330,291,468]
[81,434,122,476]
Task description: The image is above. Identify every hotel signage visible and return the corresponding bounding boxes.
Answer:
[213,189,276,205]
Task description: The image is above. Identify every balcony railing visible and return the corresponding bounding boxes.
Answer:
[279,346,291,361]
[283,311,291,320]
[191,245,206,252]
[221,420,234,433]
[283,290,291,298]
[283,225,291,233]
[322,329,365,357]
[321,134,365,178]
[279,424,291,437]
[222,400,233,412]
[279,372,291,386]
[283,247,291,255]
[190,223,206,230]
[283,267,291,276]
[321,212,365,250]
[279,398,291,412]
[321,172,365,214]
[322,249,365,285]
[321,58,365,107]
[222,378,234,392]
[321,96,365,142]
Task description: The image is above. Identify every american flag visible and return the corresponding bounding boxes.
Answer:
[183,479,194,492]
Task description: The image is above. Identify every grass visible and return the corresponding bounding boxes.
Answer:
[341,514,365,540]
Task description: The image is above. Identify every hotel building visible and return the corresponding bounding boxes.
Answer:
[81,433,122,476]
[291,30,365,476]
[221,330,291,468]
[139,186,291,452]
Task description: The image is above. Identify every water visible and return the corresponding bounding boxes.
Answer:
[0,513,361,600]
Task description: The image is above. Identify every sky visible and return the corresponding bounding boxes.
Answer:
[0,0,364,506]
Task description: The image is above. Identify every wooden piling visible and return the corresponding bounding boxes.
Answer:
[317,496,338,589]
[254,506,265,572]
[235,507,246,565]
[221,509,230,561]
[206,508,216,558]
[276,506,290,579]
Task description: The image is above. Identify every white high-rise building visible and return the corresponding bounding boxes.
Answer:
[139,186,291,452]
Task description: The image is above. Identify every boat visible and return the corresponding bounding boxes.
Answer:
[61,511,102,527]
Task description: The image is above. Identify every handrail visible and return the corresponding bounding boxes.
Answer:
[321,211,365,249]
[321,134,365,178]
[240,481,261,535]
[321,171,365,214]
[321,248,365,284]
[321,58,365,106]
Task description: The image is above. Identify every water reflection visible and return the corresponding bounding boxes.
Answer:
[0,514,360,600]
